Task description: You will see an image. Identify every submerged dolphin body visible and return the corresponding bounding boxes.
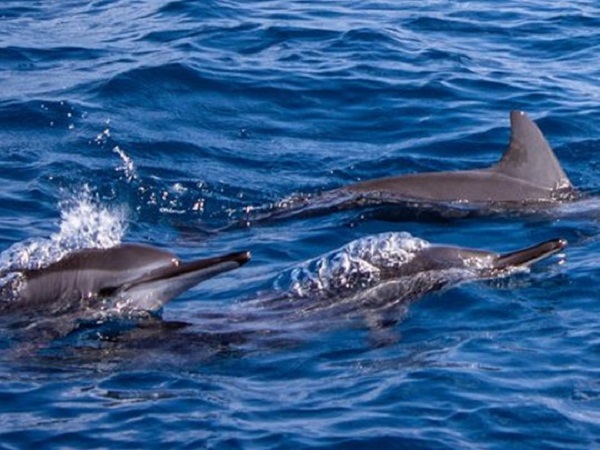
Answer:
[243,111,578,224]
[0,244,251,317]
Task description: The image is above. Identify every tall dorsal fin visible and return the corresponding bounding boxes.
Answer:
[492,111,572,190]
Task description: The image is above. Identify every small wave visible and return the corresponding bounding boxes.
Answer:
[0,186,127,274]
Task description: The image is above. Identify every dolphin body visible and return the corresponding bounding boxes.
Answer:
[245,111,578,224]
[257,233,568,320]
[224,232,569,352]
[0,244,251,318]
[343,111,575,205]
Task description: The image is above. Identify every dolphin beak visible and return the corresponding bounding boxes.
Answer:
[179,251,251,274]
[134,250,252,285]
[116,250,252,312]
[494,239,567,270]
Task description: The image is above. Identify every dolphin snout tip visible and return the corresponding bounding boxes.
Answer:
[554,238,568,251]
[236,251,252,266]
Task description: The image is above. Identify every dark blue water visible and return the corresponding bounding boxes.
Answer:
[2,1,600,448]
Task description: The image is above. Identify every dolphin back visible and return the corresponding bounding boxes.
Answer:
[341,111,575,205]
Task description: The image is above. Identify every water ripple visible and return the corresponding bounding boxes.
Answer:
[1,0,599,448]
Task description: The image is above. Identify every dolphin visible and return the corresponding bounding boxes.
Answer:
[0,244,251,317]
[342,111,575,205]
[241,111,578,224]
[247,233,568,325]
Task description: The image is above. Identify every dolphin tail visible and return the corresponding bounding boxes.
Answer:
[491,111,573,192]
[111,251,251,312]
[494,238,567,270]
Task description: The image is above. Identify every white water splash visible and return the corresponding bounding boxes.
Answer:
[113,145,138,182]
[282,232,430,298]
[0,187,128,274]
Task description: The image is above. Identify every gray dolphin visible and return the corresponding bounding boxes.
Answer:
[343,111,575,205]
[148,235,569,360]
[243,111,578,224]
[1,244,251,317]
[250,233,568,323]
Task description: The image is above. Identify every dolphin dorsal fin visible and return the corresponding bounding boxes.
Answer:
[492,111,572,190]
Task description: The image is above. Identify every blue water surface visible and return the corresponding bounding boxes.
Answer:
[1,1,600,448]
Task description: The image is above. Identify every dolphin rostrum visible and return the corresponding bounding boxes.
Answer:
[243,111,578,224]
[0,244,251,317]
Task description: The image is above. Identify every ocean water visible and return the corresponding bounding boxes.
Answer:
[1,0,600,448]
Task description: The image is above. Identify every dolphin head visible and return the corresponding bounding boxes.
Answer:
[3,245,251,318]
[415,238,568,278]
[104,250,252,315]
